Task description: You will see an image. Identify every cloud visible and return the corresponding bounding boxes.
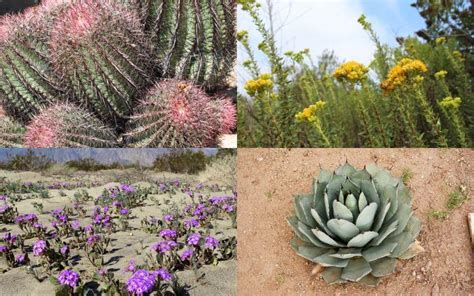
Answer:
[237,0,390,87]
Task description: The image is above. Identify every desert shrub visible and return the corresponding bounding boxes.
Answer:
[237,1,473,147]
[0,150,54,171]
[199,154,236,188]
[153,150,209,175]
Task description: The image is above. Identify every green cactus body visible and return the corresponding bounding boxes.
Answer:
[0,2,67,122]
[125,79,228,148]
[50,0,154,125]
[24,103,117,148]
[0,115,25,147]
[288,162,421,286]
[138,0,236,89]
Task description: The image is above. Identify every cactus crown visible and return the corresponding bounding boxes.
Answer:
[289,162,422,286]
[24,103,117,148]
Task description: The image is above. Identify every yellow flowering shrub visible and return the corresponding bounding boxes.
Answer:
[434,70,448,79]
[440,96,462,109]
[380,58,428,94]
[244,73,273,96]
[435,37,446,45]
[333,61,368,83]
[295,101,326,122]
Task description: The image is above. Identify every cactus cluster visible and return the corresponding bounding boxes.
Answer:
[125,80,234,147]
[24,103,117,148]
[135,0,236,90]
[0,115,26,148]
[289,162,422,286]
[0,0,236,148]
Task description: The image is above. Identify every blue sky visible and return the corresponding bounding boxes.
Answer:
[237,0,426,85]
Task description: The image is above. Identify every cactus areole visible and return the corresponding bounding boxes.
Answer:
[288,162,422,286]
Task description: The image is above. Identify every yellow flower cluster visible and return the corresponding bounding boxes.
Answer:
[434,70,448,79]
[295,101,326,122]
[380,58,428,94]
[244,73,273,96]
[333,61,368,83]
[435,37,446,45]
[440,96,462,109]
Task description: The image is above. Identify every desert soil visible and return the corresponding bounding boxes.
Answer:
[237,148,473,296]
[0,169,236,296]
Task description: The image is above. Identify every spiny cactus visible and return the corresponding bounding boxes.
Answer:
[212,97,237,135]
[136,0,236,89]
[289,162,422,286]
[0,1,67,122]
[50,0,154,125]
[0,113,25,148]
[125,80,232,147]
[24,103,117,148]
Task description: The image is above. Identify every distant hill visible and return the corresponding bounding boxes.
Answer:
[0,149,217,166]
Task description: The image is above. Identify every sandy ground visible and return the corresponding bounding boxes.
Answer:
[0,169,236,296]
[237,148,473,296]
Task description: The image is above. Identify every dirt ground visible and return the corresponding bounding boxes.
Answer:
[0,169,236,296]
[237,148,473,296]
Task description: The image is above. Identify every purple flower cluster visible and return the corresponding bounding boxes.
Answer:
[0,245,8,253]
[15,213,38,224]
[209,196,228,205]
[126,270,157,296]
[154,268,172,281]
[33,240,47,256]
[126,259,136,272]
[87,235,102,246]
[57,269,80,288]
[187,233,201,246]
[184,218,199,229]
[163,214,174,222]
[2,232,17,244]
[180,249,193,261]
[60,245,69,255]
[120,183,136,193]
[151,240,177,253]
[0,205,11,214]
[15,253,26,263]
[120,208,130,216]
[159,229,177,239]
[204,236,219,250]
[222,204,235,213]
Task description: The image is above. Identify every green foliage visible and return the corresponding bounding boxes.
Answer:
[65,158,134,172]
[0,116,25,147]
[401,168,414,185]
[0,150,54,171]
[135,0,236,90]
[237,3,473,147]
[446,185,469,210]
[153,150,209,174]
[289,163,421,286]
[428,209,449,219]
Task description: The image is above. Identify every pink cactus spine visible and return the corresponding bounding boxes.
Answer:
[214,98,236,135]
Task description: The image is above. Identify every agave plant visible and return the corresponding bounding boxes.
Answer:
[288,162,422,286]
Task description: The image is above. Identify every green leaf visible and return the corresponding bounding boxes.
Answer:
[329,248,362,259]
[372,202,391,232]
[388,203,412,237]
[313,181,328,221]
[317,169,333,183]
[355,202,378,232]
[370,257,397,277]
[324,192,331,219]
[296,245,328,262]
[347,231,378,247]
[295,194,317,228]
[386,232,414,258]
[345,194,359,218]
[310,208,334,236]
[297,221,330,248]
[338,190,345,203]
[335,162,356,176]
[358,192,368,212]
[287,216,310,243]
[312,229,344,247]
[362,241,397,262]
[341,257,372,282]
[321,267,346,284]
[343,177,361,195]
[332,200,353,222]
[327,219,360,242]
[358,274,381,286]
[315,250,350,267]
[365,163,382,176]
[360,179,380,205]
[370,220,399,246]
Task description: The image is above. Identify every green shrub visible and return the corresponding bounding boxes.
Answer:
[153,150,208,174]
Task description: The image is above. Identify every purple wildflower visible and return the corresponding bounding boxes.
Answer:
[60,245,69,255]
[15,253,26,263]
[126,270,156,296]
[151,240,177,253]
[0,245,8,253]
[120,184,136,193]
[159,229,177,239]
[87,235,101,245]
[204,236,219,250]
[112,200,122,208]
[57,269,80,288]
[120,208,130,216]
[33,240,47,256]
[154,268,172,281]
[180,249,193,261]
[187,233,201,246]
[0,205,11,213]
[126,259,136,272]
[0,195,6,201]
[184,218,199,229]
[71,220,81,230]
[163,214,174,222]
[222,204,235,213]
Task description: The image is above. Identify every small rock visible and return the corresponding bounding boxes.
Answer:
[431,283,440,296]
[257,157,263,162]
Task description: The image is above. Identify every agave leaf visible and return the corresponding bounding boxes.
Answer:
[360,179,380,205]
[397,185,412,206]
[351,168,372,184]
[341,258,372,282]
[385,232,413,258]
[321,267,346,284]
[297,221,331,248]
[315,250,350,267]
[388,203,412,237]
[345,194,359,218]
[347,231,378,247]
[358,274,381,286]
[327,219,360,242]
[362,241,397,262]
[335,163,356,177]
[313,181,328,221]
[404,215,422,238]
[398,240,424,260]
[380,184,396,208]
[373,169,398,191]
[365,163,382,177]
[338,191,345,203]
[324,191,331,219]
[372,202,391,232]
[310,209,334,236]
[342,177,361,195]
[312,229,344,247]
[385,185,399,221]
[329,248,362,259]
[358,192,368,212]
[370,220,398,246]
[295,245,329,262]
[333,200,353,222]
[355,202,378,232]
[287,216,311,243]
[326,175,345,203]
[370,257,397,277]
[295,194,317,228]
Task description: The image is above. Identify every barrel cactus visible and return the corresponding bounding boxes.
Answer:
[0,1,67,122]
[212,97,237,135]
[288,162,422,286]
[0,115,25,148]
[50,0,154,125]
[136,0,236,90]
[24,103,117,148]
[125,79,231,147]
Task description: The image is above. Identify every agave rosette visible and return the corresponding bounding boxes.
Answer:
[288,162,422,286]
